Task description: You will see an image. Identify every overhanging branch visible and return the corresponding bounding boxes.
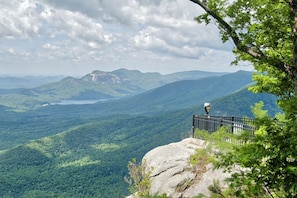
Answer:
[189,0,263,59]
[189,0,288,74]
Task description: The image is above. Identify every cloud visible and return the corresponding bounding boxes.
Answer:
[0,0,43,38]
[8,48,16,55]
[0,0,253,75]
[48,9,115,47]
[41,0,133,25]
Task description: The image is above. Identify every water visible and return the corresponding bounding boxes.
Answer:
[51,99,112,105]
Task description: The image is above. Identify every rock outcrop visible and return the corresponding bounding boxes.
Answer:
[82,70,125,84]
[131,138,233,198]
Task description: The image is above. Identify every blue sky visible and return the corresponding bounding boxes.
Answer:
[0,0,253,76]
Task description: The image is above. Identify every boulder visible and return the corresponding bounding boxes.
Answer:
[141,138,232,198]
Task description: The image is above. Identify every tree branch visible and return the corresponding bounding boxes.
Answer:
[189,0,288,74]
[190,0,263,58]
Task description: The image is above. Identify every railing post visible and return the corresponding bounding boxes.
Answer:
[205,115,209,132]
[192,115,196,137]
[231,116,234,133]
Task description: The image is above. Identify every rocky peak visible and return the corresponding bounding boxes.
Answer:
[82,70,124,84]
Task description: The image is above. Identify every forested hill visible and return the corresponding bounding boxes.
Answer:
[0,76,64,89]
[37,70,254,117]
[117,70,253,114]
[0,69,226,111]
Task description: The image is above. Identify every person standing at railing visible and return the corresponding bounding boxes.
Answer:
[204,103,211,131]
[204,103,211,118]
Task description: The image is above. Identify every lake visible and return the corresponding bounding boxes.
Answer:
[51,99,112,105]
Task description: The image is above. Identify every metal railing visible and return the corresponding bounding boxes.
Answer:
[192,115,256,135]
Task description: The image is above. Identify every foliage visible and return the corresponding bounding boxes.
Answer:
[190,148,215,168]
[125,158,151,197]
[192,0,295,98]
[195,105,297,198]
[216,103,296,197]
[208,180,227,198]
[191,0,297,115]
[195,103,297,197]
[191,0,297,197]
[193,108,291,197]
[194,126,241,151]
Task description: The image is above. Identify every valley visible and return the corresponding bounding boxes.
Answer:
[0,69,226,111]
[0,69,279,197]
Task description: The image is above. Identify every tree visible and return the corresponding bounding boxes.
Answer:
[190,0,297,115]
[189,0,297,197]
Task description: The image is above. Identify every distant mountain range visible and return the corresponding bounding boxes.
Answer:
[79,70,255,115]
[0,69,227,111]
[0,76,65,89]
[34,71,279,120]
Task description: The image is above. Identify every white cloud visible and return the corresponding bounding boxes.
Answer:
[52,9,115,47]
[0,0,43,38]
[42,43,59,50]
[8,48,16,55]
[0,0,253,76]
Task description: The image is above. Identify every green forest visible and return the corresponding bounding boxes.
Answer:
[0,112,192,197]
[0,71,281,197]
[0,87,279,197]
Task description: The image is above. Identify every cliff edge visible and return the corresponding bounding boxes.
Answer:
[128,138,232,198]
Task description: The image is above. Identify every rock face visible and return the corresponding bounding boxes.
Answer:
[141,138,232,198]
[82,71,126,84]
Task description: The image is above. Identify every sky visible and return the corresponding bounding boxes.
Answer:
[0,0,254,76]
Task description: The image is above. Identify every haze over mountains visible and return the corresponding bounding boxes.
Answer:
[60,70,255,116]
[0,69,279,197]
[0,69,227,111]
[0,76,65,89]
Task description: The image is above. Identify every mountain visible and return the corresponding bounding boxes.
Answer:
[211,88,280,117]
[40,70,254,117]
[36,68,228,98]
[0,76,64,89]
[112,68,228,89]
[0,69,226,111]
[163,70,228,81]
[112,70,253,114]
